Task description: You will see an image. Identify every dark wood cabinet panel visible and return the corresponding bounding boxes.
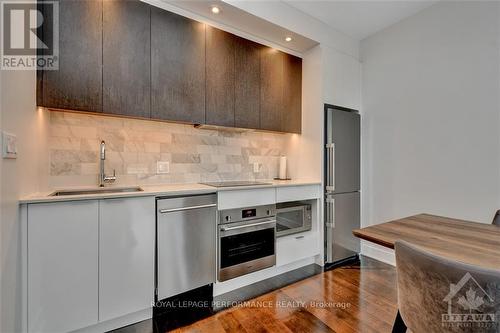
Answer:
[40,0,102,112]
[103,0,150,118]
[282,54,302,133]
[234,37,261,129]
[205,26,235,127]
[38,1,302,133]
[260,48,284,132]
[151,8,205,124]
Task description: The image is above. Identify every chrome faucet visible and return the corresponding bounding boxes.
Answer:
[99,141,116,187]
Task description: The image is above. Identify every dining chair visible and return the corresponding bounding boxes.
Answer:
[393,240,500,333]
[492,209,500,226]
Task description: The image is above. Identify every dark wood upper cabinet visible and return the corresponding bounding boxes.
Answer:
[39,0,102,112]
[205,26,235,127]
[151,8,205,124]
[234,37,261,129]
[260,48,284,132]
[38,2,302,133]
[103,0,150,118]
[282,54,302,133]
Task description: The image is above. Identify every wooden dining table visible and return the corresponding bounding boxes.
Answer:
[353,213,500,269]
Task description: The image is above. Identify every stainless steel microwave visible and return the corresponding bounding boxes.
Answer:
[276,202,312,237]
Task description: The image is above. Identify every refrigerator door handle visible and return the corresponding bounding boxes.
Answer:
[326,197,335,228]
[325,143,335,192]
[325,197,335,263]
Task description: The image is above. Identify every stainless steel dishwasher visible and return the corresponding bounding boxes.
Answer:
[156,194,216,300]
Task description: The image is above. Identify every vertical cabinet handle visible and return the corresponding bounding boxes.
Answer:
[325,143,335,192]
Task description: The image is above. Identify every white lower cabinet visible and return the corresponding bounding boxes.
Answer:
[217,188,276,210]
[276,185,321,202]
[276,232,319,267]
[28,201,99,333]
[99,197,155,321]
[27,196,155,332]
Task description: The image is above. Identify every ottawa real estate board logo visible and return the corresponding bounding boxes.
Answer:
[442,272,498,330]
[1,1,58,70]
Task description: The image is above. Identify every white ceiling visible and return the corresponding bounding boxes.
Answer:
[154,0,319,55]
[284,0,438,40]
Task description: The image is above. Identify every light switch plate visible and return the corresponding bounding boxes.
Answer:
[2,131,17,159]
[157,161,169,174]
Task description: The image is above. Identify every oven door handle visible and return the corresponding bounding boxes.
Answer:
[220,219,276,232]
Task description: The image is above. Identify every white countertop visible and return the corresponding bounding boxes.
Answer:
[19,179,322,204]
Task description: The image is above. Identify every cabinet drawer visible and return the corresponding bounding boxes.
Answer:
[218,188,276,210]
[276,184,320,203]
[276,232,319,267]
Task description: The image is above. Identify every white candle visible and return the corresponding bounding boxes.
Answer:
[279,155,287,180]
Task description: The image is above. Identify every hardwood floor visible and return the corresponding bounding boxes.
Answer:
[112,257,397,333]
[175,256,397,333]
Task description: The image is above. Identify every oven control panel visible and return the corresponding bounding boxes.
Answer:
[219,204,276,224]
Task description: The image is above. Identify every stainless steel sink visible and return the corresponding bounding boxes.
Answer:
[49,186,144,196]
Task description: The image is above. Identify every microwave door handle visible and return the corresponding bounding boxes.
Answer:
[276,206,307,214]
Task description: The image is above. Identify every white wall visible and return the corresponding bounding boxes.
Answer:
[0,69,48,332]
[286,45,323,180]
[322,45,361,110]
[361,0,500,246]
[224,0,359,58]
[0,58,3,333]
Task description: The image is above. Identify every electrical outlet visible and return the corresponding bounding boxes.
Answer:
[2,131,17,159]
[157,161,169,174]
[253,162,260,173]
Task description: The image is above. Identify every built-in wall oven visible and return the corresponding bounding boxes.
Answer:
[218,205,276,281]
[276,202,312,237]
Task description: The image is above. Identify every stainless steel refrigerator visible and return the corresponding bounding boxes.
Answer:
[324,105,360,266]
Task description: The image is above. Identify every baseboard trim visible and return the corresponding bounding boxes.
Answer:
[360,241,395,266]
[73,308,152,333]
[323,254,359,271]
[213,262,322,311]
[213,256,317,296]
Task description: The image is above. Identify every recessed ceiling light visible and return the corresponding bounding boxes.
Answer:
[211,6,220,14]
[285,36,292,42]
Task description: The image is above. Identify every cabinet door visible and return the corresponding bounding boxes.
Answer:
[260,48,284,132]
[206,26,235,127]
[40,0,102,112]
[323,47,361,110]
[282,54,302,133]
[234,37,261,129]
[151,8,205,124]
[103,0,150,118]
[99,197,155,321]
[28,201,98,333]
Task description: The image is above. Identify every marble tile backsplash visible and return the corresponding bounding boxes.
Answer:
[47,111,291,188]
